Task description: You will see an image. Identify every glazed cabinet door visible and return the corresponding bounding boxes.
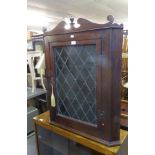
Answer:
[47,39,105,142]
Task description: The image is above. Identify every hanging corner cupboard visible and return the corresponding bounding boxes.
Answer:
[44,15,123,146]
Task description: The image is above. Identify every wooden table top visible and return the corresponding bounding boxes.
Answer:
[33,111,128,155]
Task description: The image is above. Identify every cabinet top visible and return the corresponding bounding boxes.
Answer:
[44,15,123,36]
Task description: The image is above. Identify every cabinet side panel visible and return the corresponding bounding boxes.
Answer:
[101,28,123,142]
[110,29,123,141]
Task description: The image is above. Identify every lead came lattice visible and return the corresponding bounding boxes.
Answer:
[54,45,97,125]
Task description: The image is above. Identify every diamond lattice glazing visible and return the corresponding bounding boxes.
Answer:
[54,45,97,124]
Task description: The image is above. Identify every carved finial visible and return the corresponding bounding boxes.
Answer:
[107,15,114,23]
[70,17,75,25]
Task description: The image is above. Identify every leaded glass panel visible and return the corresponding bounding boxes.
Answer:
[54,45,97,125]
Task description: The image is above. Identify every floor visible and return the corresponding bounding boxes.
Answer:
[27,132,37,155]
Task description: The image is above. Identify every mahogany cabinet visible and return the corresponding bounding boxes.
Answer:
[44,15,123,146]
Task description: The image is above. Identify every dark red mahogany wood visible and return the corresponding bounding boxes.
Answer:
[44,15,123,146]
